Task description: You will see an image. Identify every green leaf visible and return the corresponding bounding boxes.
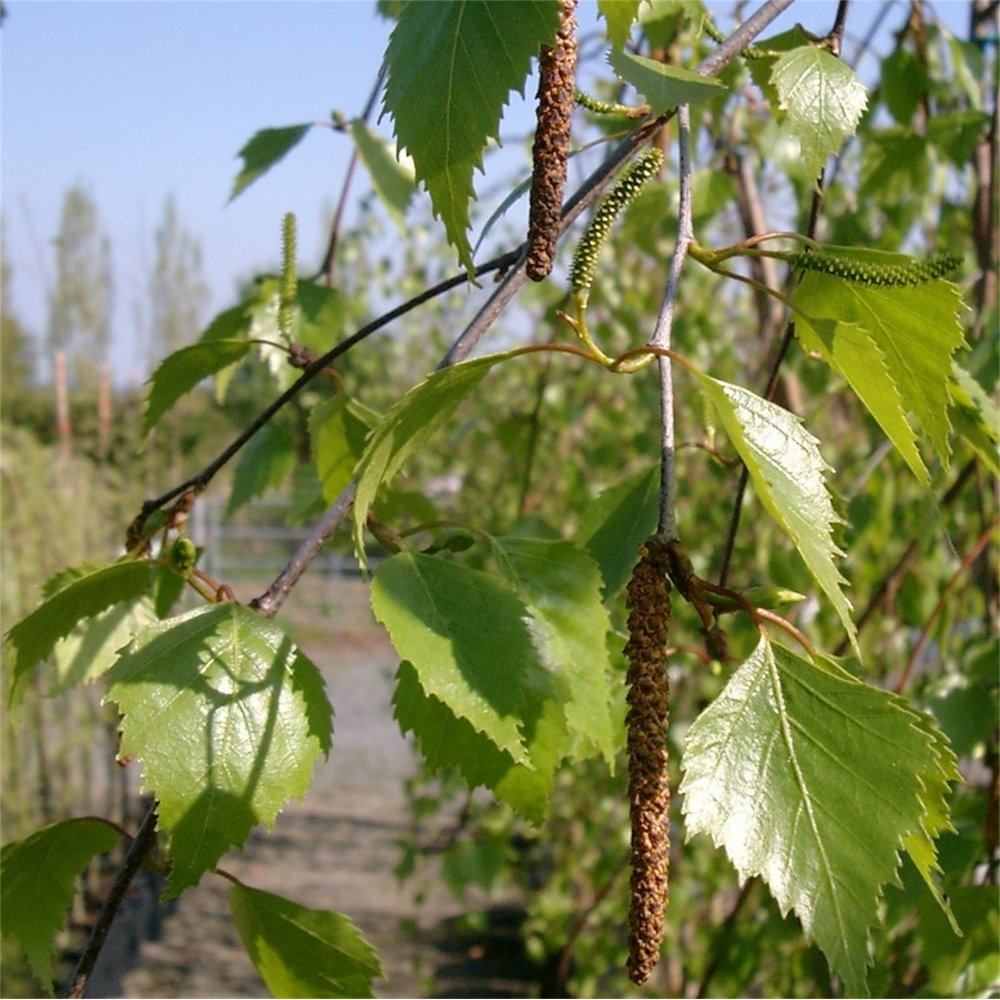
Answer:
[226,421,297,518]
[350,120,416,230]
[950,361,1000,476]
[792,255,967,466]
[607,50,726,114]
[371,552,543,766]
[576,466,658,598]
[927,110,992,167]
[918,886,999,996]
[899,706,962,935]
[48,597,157,695]
[771,46,867,180]
[794,314,927,483]
[6,561,153,702]
[143,339,252,434]
[598,0,641,49]
[680,638,952,997]
[229,884,382,999]
[392,661,559,824]
[382,0,561,274]
[860,126,927,199]
[309,395,379,505]
[230,124,313,201]
[695,375,857,651]
[490,537,617,764]
[880,47,928,124]
[352,353,513,565]
[1,818,121,992]
[105,603,333,898]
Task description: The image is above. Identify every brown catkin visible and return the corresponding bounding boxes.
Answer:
[624,536,673,985]
[525,0,578,282]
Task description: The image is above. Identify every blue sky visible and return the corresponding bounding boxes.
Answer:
[3,1,397,379]
[2,1,969,382]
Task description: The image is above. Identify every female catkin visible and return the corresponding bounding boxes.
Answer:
[525,0,578,281]
[623,536,673,984]
[569,147,664,298]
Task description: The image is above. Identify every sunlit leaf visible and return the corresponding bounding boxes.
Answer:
[793,258,966,467]
[771,45,867,180]
[230,884,382,999]
[105,603,332,898]
[0,819,120,993]
[6,561,153,702]
[371,552,541,765]
[793,314,926,483]
[681,638,953,997]
[598,0,641,49]
[382,0,561,274]
[695,374,856,651]
[48,597,157,695]
[950,360,1000,476]
[490,536,617,764]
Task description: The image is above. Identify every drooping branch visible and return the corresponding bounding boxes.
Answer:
[251,0,797,619]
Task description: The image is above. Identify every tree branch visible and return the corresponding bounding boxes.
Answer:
[651,103,694,540]
[67,803,159,999]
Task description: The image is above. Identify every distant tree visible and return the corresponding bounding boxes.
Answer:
[46,185,112,390]
[144,194,208,366]
[0,221,36,398]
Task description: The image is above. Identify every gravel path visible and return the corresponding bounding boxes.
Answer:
[115,610,481,999]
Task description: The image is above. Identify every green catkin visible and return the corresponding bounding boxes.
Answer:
[575,88,648,118]
[526,0,579,282]
[279,212,298,338]
[788,250,962,287]
[570,147,664,297]
[623,536,673,985]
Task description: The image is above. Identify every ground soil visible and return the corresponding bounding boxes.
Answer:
[112,585,536,1000]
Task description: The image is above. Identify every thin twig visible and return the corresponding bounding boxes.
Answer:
[67,803,159,999]
[650,104,694,540]
[896,515,998,693]
[316,65,387,284]
[138,246,521,520]
[832,459,977,656]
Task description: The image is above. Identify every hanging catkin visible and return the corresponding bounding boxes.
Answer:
[525,0,578,281]
[623,536,673,984]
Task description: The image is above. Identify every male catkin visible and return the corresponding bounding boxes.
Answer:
[526,0,578,281]
[623,536,673,984]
